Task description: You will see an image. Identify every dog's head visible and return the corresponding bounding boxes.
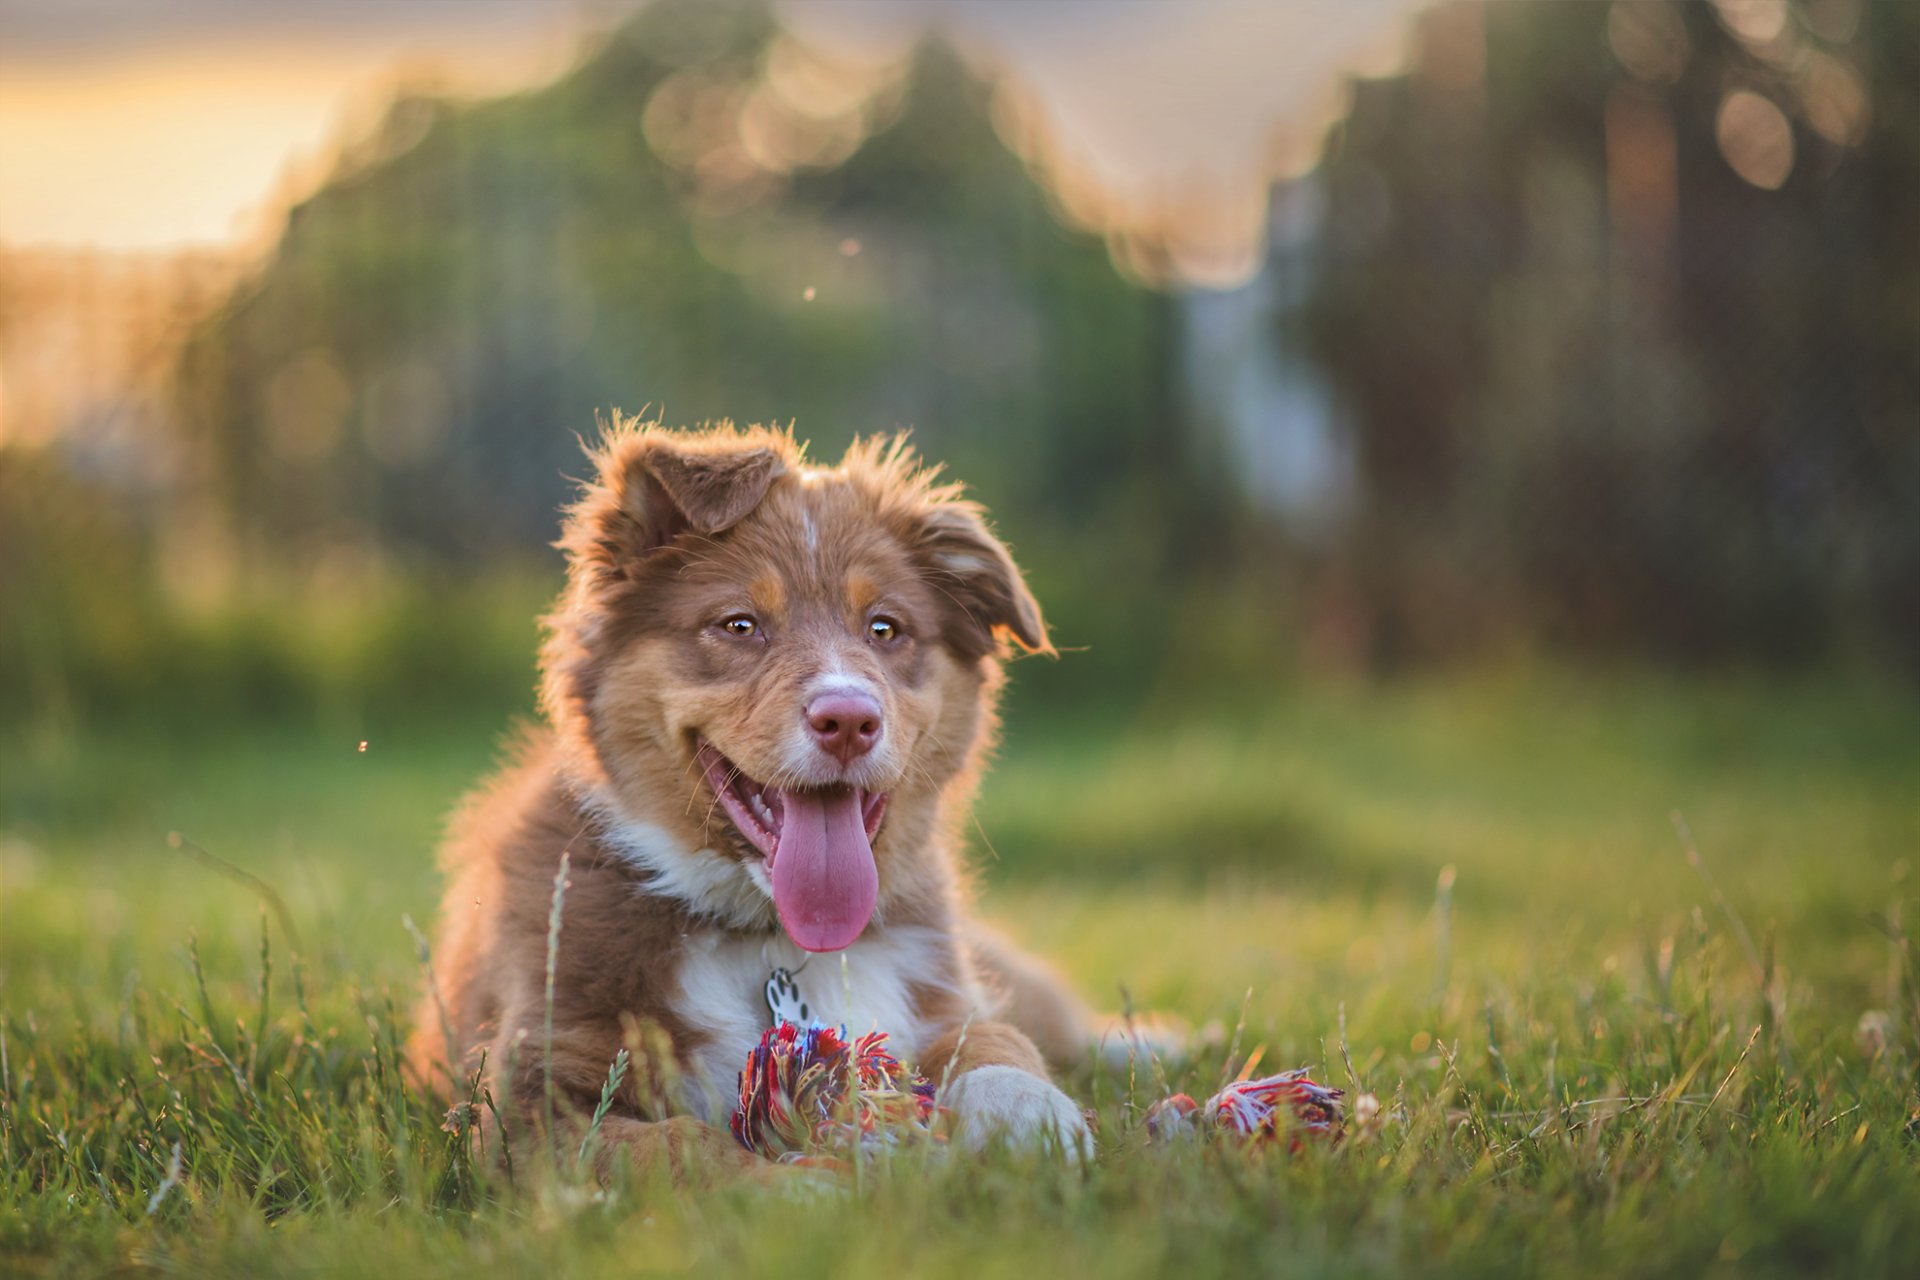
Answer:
[543,417,1049,951]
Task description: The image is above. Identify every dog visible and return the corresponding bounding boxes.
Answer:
[408,417,1130,1178]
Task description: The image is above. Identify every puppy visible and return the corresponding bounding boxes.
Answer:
[408,417,1113,1178]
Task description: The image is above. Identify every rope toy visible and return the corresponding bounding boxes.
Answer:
[728,1020,1347,1162]
[1144,1068,1346,1151]
[729,1021,939,1161]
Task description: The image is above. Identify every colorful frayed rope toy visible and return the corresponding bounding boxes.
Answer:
[1143,1068,1346,1152]
[729,1021,1346,1162]
[730,1021,939,1162]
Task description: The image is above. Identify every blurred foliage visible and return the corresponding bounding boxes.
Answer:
[172,0,1189,572]
[0,447,549,727]
[1307,0,1918,671]
[3,0,1917,731]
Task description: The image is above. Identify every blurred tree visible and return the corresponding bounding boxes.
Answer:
[1305,0,1917,671]
[171,0,1187,586]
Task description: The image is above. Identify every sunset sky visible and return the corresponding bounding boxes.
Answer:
[0,0,1417,254]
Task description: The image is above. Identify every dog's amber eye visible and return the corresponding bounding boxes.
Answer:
[720,615,758,638]
[868,616,901,643]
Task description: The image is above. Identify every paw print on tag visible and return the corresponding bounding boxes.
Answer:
[764,966,812,1026]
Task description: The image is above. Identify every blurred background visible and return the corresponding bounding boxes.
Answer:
[2,0,1914,733]
[1,0,1916,971]
[3,15,1918,1267]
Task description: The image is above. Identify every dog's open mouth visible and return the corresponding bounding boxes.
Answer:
[695,740,888,953]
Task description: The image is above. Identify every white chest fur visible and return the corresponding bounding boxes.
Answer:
[671,924,954,1121]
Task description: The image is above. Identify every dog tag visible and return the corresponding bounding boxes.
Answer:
[764,966,812,1026]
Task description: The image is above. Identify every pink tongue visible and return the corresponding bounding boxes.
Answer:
[770,786,877,953]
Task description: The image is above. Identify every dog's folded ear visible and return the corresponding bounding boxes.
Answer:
[567,423,786,578]
[640,441,784,537]
[915,503,1053,659]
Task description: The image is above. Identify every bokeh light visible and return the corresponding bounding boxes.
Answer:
[1716,88,1795,190]
[1798,51,1870,146]
[1607,1,1689,84]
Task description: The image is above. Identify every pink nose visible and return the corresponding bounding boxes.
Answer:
[805,691,882,763]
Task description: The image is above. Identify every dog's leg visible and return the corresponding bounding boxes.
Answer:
[918,1020,1093,1159]
[964,924,1095,1069]
[967,922,1186,1071]
[475,1021,771,1186]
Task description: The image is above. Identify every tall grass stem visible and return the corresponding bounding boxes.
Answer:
[544,850,571,1158]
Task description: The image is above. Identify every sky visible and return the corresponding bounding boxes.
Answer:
[0,0,1419,256]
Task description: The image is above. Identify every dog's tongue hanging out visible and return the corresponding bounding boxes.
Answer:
[770,786,878,952]
[697,742,883,952]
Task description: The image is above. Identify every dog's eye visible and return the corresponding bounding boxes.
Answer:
[719,615,758,638]
[868,616,902,643]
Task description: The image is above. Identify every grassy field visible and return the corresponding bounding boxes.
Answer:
[2,669,1917,1277]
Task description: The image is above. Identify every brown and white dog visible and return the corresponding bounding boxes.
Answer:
[408,418,1119,1177]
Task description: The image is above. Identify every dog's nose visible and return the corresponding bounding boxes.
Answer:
[805,691,882,763]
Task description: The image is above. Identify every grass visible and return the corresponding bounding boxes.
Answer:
[2,668,1917,1277]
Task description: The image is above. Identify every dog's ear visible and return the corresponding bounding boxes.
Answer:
[566,426,785,578]
[640,441,783,537]
[914,503,1052,659]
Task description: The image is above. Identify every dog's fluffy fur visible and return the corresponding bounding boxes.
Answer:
[407,418,1108,1177]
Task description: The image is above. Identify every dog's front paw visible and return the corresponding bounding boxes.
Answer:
[942,1065,1093,1160]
